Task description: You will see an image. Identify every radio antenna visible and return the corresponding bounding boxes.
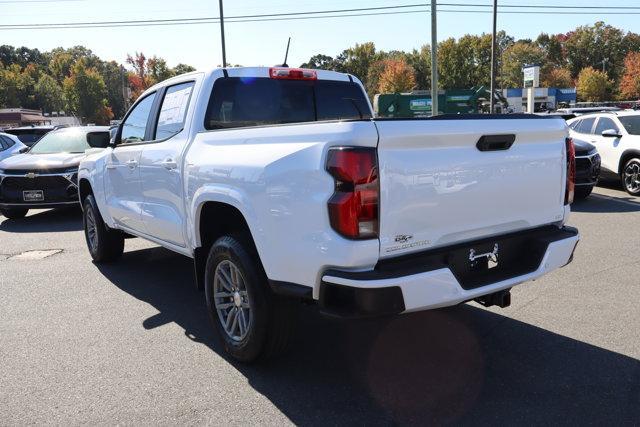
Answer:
[282,37,291,67]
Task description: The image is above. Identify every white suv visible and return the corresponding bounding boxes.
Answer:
[568,111,640,195]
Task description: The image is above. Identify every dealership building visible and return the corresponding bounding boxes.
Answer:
[502,88,577,112]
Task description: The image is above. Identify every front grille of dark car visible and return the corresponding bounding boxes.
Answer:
[575,154,601,185]
[1,168,72,175]
[0,175,78,204]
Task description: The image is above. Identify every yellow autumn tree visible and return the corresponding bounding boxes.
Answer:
[576,67,613,102]
[542,67,573,88]
[377,58,416,94]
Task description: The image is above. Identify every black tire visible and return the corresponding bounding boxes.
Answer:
[82,195,124,262]
[574,186,593,200]
[621,158,640,196]
[0,207,28,219]
[204,234,293,363]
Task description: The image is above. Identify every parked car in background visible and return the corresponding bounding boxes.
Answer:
[557,107,621,116]
[78,67,579,362]
[0,126,110,219]
[571,137,601,199]
[0,132,28,161]
[3,125,65,147]
[568,111,640,195]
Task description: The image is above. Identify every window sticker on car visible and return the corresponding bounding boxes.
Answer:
[158,84,193,126]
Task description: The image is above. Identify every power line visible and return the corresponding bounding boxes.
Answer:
[0,0,84,3]
[2,3,640,30]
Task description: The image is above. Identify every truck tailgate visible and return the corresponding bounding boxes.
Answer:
[375,117,568,258]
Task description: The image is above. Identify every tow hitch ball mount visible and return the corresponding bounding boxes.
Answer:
[474,289,512,308]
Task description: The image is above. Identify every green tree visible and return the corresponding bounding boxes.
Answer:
[300,54,336,70]
[63,58,113,124]
[576,67,613,101]
[34,74,64,113]
[438,34,494,89]
[405,46,431,91]
[147,56,175,83]
[564,22,627,81]
[501,42,546,88]
[0,64,20,107]
[334,42,381,89]
[49,51,73,83]
[173,63,196,75]
[99,61,127,119]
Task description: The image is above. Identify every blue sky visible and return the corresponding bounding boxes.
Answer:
[2,0,639,70]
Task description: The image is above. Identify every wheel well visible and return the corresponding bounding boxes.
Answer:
[78,179,93,206]
[193,202,259,290]
[618,150,640,175]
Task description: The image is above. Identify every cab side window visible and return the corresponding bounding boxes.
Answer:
[594,117,619,135]
[575,117,596,134]
[154,82,195,140]
[120,93,157,144]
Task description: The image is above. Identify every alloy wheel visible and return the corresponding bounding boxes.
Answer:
[213,260,252,342]
[85,208,99,253]
[624,161,640,193]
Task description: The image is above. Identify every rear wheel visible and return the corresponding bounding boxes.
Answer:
[0,207,28,219]
[204,234,293,363]
[574,186,593,200]
[622,158,640,196]
[83,195,124,262]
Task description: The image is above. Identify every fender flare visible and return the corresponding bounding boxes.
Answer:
[189,184,264,253]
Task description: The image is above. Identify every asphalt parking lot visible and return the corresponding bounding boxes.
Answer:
[1,180,639,425]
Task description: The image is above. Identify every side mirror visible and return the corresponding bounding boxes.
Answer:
[602,129,622,138]
[18,147,29,154]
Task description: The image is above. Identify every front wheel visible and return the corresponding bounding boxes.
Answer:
[82,195,124,262]
[0,207,28,219]
[204,234,293,363]
[622,158,640,196]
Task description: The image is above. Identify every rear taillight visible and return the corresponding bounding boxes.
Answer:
[565,137,576,205]
[326,147,379,239]
[269,67,317,80]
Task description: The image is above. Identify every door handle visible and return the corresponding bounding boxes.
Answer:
[106,164,117,170]
[161,159,178,170]
[126,159,138,169]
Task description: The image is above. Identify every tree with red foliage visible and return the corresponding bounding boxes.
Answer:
[620,52,640,100]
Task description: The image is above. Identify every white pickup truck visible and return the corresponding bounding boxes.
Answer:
[78,67,579,362]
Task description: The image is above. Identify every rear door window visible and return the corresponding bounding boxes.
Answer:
[154,81,195,140]
[204,77,371,130]
[575,117,596,134]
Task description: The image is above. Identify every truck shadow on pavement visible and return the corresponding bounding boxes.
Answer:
[96,246,640,426]
[572,193,640,213]
[0,208,82,233]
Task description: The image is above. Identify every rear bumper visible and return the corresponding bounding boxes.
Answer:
[320,226,579,317]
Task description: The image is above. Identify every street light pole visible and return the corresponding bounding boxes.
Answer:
[490,0,498,113]
[430,0,438,116]
[219,0,227,67]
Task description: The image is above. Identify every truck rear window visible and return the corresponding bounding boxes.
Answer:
[204,77,371,130]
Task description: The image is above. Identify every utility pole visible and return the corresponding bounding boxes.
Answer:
[489,0,498,113]
[430,0,438,116]
[219,0,227,67]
